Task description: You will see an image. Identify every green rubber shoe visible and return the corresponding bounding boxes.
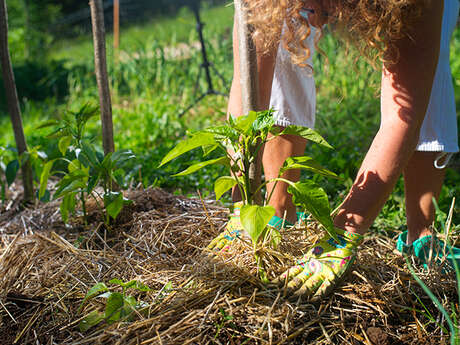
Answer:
[268,215,294,229]
[396,231,460,272]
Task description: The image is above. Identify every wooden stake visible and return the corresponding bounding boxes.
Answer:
[0,0,34,203]
[113,0,119,51]
[89,0,115,155]
[234,0,262,205]
[234,0,259,114]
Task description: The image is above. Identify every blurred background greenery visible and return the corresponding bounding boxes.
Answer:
[0,0,458,230]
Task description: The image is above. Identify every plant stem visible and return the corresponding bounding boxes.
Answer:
[263,177,296,205]
[80,191,88,225]
[242,144,252,204]
[230,167,247,204]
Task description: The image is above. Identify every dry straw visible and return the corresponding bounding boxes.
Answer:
[0,187,457,344]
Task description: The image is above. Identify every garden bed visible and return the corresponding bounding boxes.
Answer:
[0,187,457,344]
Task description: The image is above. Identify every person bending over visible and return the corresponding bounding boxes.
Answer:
[209,0,460,299]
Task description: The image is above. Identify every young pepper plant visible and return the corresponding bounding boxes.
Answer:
[0,146,18,203]
[78,279,151,332]
[0,145,50,203]
[38,103,135,225]
[160,110,339,277]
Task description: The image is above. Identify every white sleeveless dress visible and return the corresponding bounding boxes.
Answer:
[270,0,459,153]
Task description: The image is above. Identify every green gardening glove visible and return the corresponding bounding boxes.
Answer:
[206,203,243,253]
[274,228,363,301]
[206,203,296,254]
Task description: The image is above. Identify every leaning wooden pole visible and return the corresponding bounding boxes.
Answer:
[90,0,115,155]
[113,0,120,51]
[234,0,259,114]
[234,0,262,205]
[0,0,34,203]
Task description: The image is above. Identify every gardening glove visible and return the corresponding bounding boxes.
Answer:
[274,228,363,301]
[206,202,244,253]
[206,203,296,254]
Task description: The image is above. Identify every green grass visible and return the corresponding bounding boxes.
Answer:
[49,4,234,62]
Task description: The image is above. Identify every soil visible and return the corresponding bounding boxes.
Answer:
[0,184,457,345]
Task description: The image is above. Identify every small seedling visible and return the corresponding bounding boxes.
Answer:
[38,103,136,225]
[161,110,339,279]
[0,145,49,203]
[78,279,151,332]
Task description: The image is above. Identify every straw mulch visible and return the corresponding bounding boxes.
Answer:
[0,186,457,345]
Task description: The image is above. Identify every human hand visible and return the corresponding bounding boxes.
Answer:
[274,228,363,301]
[206,202,244,254]
[206,203,297,254]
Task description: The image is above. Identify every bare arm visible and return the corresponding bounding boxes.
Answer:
[334,0,444,233]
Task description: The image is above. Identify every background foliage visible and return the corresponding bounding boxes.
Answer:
[0,2,459,229]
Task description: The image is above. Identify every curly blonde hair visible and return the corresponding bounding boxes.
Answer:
[247,0,429,67]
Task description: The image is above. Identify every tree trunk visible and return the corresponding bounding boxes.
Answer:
[0,0,34,203]
[234,0,262,205]
[89,0,115,155]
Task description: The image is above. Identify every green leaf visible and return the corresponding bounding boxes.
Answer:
[76,148,90,167]
[111,149,136,166]
[121,296,138,321]
[79,310,105,332]
[36,119,59,130]
[39,160,55,199]
[113,168,125,187]
[5,160,19,186]
[202,144,219,157]
[46,127,69,139]
[105,192,124,220]
[105,292,124,323]
[101,152,114,171]
[79,282,109,313]
[234,111,258,135]
[240,205,275,244]
[251,109,275,132]
[58,136,72,156]
[123,295,138,307]
[76,103,99,125]
[270,228,282,248]
[279,156,338,179]
[133,281,150,292]
[156,281,173,300]
[54,175,87,199]
[173,156,229,177]
[281,126,333,149]
[159,132,216,167]
[288,181,336,239]
[214,176,238,200]
[109,278,124,287]
[109,279,151,292]
[204,124,239,143]
[405,256,456,342]
[60,193,72,223]
[87,173,100,194]
[68,159,84,174]
[37,189,51,202]
[81,141,100,167]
